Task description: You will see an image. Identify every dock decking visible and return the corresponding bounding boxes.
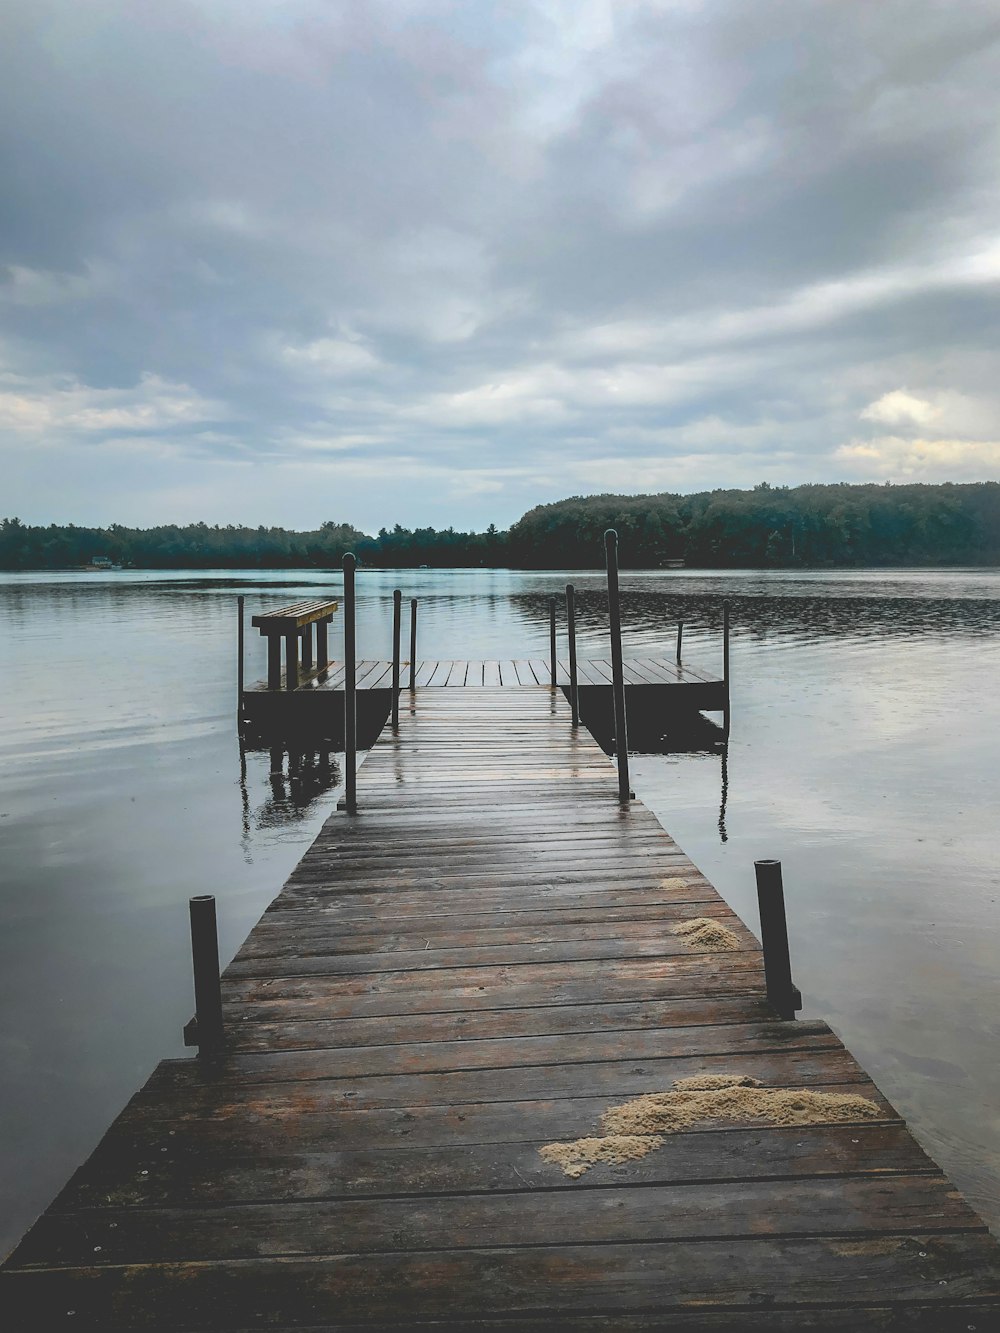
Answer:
[4,686,1000,1328]
[249,653,721,690]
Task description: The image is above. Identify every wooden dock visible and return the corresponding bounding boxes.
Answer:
[4,685,999,1329]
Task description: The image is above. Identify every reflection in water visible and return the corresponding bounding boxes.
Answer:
[718,746,729,844]
[237,734,342,858]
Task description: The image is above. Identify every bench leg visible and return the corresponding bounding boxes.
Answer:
[317,619,329,669]
[267,635,282,691]
[301,622,313,670]
[284,633,299,691]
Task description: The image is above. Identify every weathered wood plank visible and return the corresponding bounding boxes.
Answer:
[6,1233,1000,1330]
[48,1122,932,1212]
[11,1175,981,1269]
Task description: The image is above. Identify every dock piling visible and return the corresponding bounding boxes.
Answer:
[676,620,683,664]
[237,595,245,710]
[409,598,418,690]
[548,596,557,686]
[566,583,579,727]
[391,589,402,731]
[284,631,299,692]
[342,553,358,814]
[604,529,631,803]
[185,895,224,1054]
[723,598,731,740]
[754,859,802,1020]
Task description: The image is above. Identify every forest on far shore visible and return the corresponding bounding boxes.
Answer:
[3,481,1000,571]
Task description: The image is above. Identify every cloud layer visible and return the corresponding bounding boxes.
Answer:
[2,0,1000,528]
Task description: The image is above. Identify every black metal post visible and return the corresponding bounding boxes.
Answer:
[391,588,402,731]
[676,620,683,664]
[343,552,357,814]
[566,583,579,727]
[604,529,631,802]
[753,859,802,1020]
[186,895,224,1053]
[548,596,557,686]
[409,598,418,690]
[237,595,245,711]
[722,598,731,740]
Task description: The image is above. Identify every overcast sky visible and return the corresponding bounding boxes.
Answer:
[2,1,1000,531]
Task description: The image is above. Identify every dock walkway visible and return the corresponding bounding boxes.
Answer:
[4,687,1000,1328]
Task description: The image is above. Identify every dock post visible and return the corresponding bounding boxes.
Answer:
[753,859,802,1020]
[566,583,579,727]
[391,588,402,731]
[343,552,358,814]
[284,631,299,692]
[237,595,245,711]
[409,598,418,690]
[722,598,731,739]
[676,620,683,664]
[267,635,281,691]
[549,596,558,686]
[185,895,224,1054]
[604,529,632,803]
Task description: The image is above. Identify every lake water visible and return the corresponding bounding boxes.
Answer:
[1,566,999,1255]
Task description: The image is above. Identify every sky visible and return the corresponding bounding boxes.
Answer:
[2,0,1000,533]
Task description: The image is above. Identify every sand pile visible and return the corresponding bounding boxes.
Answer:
[539,1073,882,1177]
[538,1134,663,1179]
[671,917,741,951]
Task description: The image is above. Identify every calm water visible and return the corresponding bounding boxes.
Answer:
[1,566,999,1254]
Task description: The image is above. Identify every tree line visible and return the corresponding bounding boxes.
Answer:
[3,482,1000,570]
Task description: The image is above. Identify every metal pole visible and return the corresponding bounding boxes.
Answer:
[548,596,557,686]
[604,529,631,802]
[187,895,224,1053]
[722,598,731,740]
[676,620,683,664]
[391,588,401,731]
[237,595,245,712]
[343,552,357,814]
[566,583,579,727]
[753,859,802,1020]
[409,598,418,690]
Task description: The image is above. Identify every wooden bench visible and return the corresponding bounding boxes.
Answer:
[251,599,339,691]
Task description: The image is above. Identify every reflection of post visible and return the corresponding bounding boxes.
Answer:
[238,730,251,860]
[604,529,631,803]
[722,598,731,740]
[717,744,729,843]
[343,552,358,814]
[237,595,245,715]
[409,599,418,690]
[391,588,402,731]
[753,859,802,1020]
[566,583,579,727]
[548,596,557,686]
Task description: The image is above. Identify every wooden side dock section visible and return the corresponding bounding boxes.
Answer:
[4,688,1000,1329]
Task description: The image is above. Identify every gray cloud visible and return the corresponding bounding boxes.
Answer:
[2,0,1000,529]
